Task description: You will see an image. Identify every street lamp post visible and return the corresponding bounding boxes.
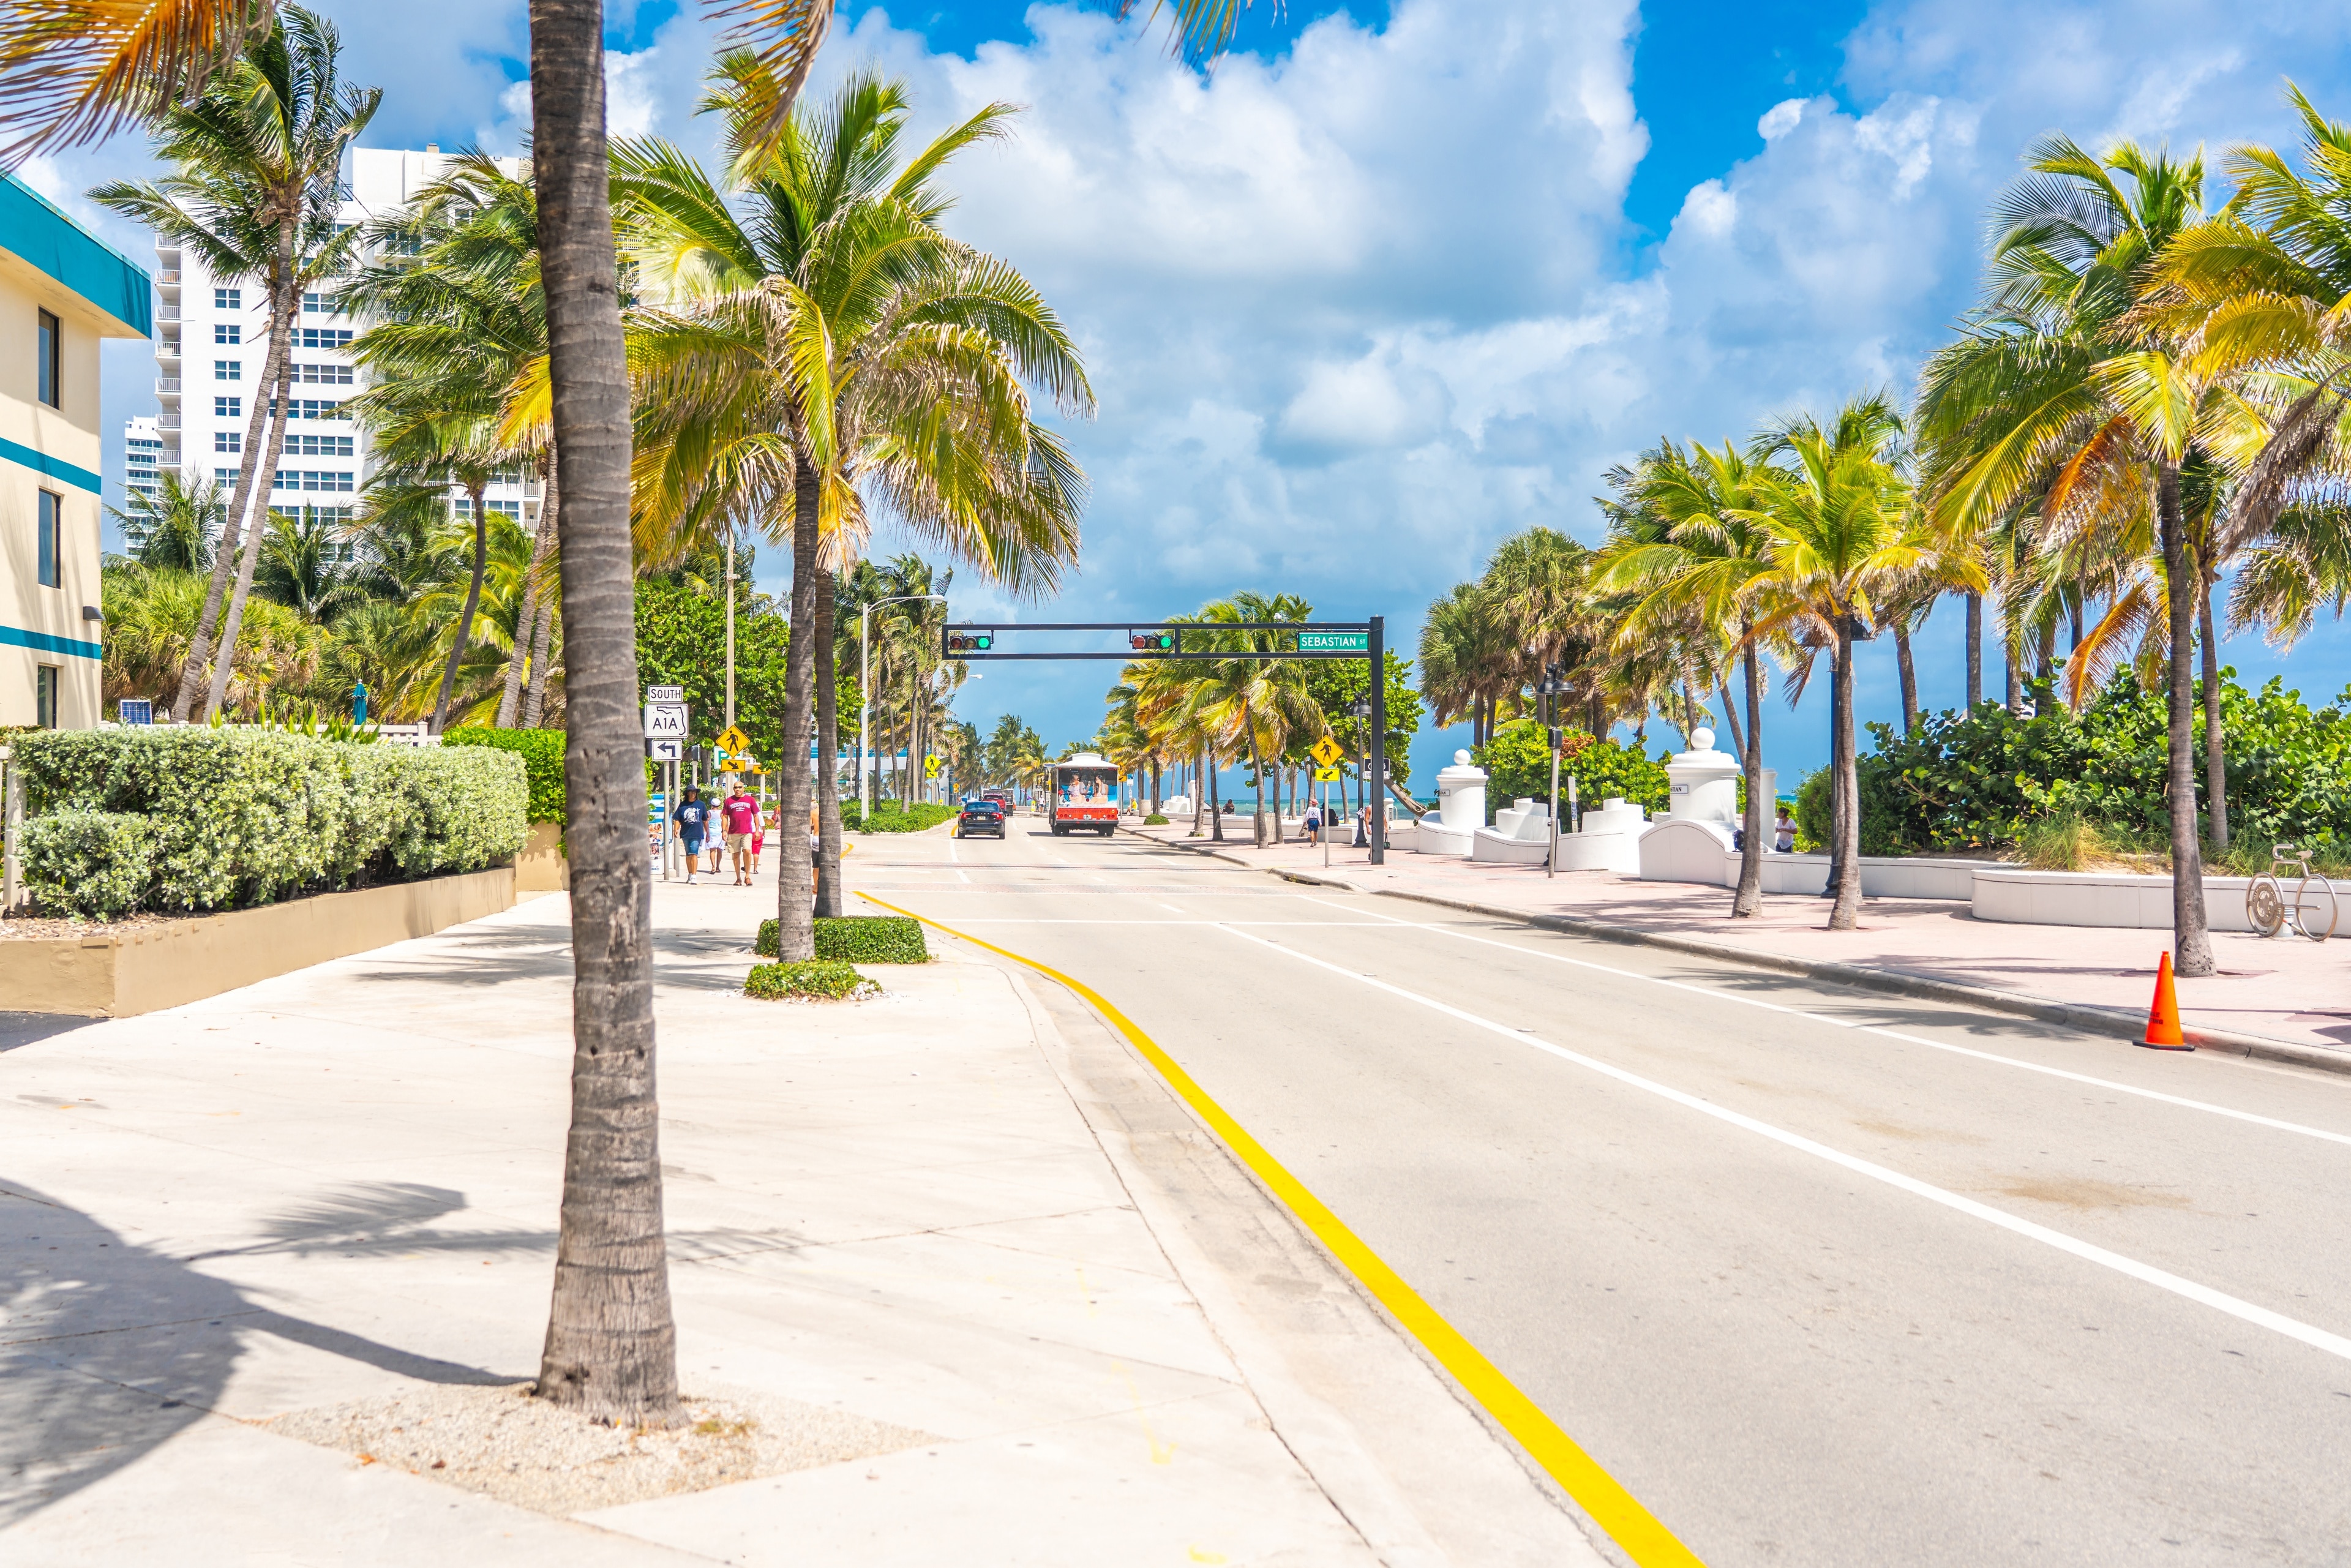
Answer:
[1347,695,1372,853]
[1535,663,1568,877]
[860,593,948,822]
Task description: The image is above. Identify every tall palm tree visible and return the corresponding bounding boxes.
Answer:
[621,64,1090,960]
[1177,594,1323,847]
[89,6,377,722]
[6,0,842,1435]
[1749,397,1979,929]
[1915,136,2223,973]
[1596,438,1783,917]
[1417,579,1517,748]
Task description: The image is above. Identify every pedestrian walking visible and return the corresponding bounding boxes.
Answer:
[722,782,760,886]
[1774,804,1797,854]
[674,787,710,883]
[1303,800,1321,845]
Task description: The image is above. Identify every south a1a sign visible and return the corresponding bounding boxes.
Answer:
[643,702,689,740]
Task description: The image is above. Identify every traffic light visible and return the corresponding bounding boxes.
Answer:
[945,631,993,653]
[1129,631,1176,651]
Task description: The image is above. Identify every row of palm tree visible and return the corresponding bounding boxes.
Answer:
[1420,94,2351,975]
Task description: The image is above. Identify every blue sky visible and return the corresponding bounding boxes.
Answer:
[40,0,2351,793]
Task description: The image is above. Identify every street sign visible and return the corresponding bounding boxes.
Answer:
[644,703,688,739]
[714,724,749,754]
[645,685,684,703]
[648,737,682,762]
[1297,631,1368,653]
[1313,766,1343,782]
[1309,735,1345,767]
[923,755,941,777]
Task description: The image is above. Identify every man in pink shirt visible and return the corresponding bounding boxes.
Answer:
[721,785,762,886]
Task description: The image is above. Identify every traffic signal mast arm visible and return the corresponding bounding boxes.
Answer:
[941,621,1374,661]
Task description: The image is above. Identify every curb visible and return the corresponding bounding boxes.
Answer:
[1120,827,2351,1080]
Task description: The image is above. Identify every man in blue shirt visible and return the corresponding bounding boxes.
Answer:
[675,787,711,883]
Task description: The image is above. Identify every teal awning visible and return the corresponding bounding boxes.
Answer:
[0,171,150,337]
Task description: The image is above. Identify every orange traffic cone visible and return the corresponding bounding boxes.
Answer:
[2141,950,2191,1050]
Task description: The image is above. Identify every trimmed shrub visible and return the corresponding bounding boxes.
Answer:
[10,728,527,916]
[754,915,930,962]
[844,801,958,833]
[23,811,158,918]
[1144,813,1170,825]
[1472,719,1669,820]
[443,726,566,822]
[744,959,878,1000]
[817,915,928,963]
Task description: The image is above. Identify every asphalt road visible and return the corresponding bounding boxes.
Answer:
[852,819,2351,1567]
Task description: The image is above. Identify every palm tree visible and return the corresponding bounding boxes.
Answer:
[89,6,377,722]
[1914,135,2222,973]
[1177,594,1324,847]
[1417,580,1517,748]
[1749,396,1979,929]
[1596,439,1783,916]
[111,468,222,573]
[255,505,362,621]
[7,0,839,1435]
[620,64,1090,960]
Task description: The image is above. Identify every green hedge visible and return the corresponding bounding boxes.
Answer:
[1472,719,1669,819]
[12,728,528,918]
[755,914,929,962]
[844,801,958,833]
[745,959,877,1000]
[443,726,565,822]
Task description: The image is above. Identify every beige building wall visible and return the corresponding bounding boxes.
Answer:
[0,176,149,729]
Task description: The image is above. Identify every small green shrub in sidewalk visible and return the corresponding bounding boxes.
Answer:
[1145,813,1169,825]
[744,959,879,1001]
[756,915,929,962]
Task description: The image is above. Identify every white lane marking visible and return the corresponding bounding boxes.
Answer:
[943,839,970,884]
[1161,904,1186,915]
[1210,921,2351,1364]
[1296,896,2351,1152]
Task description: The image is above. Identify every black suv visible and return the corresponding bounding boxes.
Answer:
[958,799,1006,838]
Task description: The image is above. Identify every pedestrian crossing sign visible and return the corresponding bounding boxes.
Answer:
[1310,736,1345,767]
[1313,766,1343,782]
[715,724,751,754]
[924,755,942,777]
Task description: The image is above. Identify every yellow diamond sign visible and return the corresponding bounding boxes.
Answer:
[714,724,751,754]
[1310,735,1345,767]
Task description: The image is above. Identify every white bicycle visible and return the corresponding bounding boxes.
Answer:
[2247,844,2339,942]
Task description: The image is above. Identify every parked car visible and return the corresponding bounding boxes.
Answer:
[958,799,1007,838]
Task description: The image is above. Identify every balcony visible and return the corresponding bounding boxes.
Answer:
[156,378,181,397]
[157,269,181,288]
[154,341,181,364]
[157,413,181,432]
[157,303,180,321]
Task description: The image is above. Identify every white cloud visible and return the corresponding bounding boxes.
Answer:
[1758,97,1807,140]
[1674,178,1737,241]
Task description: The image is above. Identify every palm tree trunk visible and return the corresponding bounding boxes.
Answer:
[2158,462,2214,976]
[1964,591,1982,708]
[774,452,820,961]
[1193,747,1208,836]
[1894,621,1918,735]
[523,463,561,727]
[2003,628,2022,713]
[1250,740,1267,847]
[816,568,844,916]
[204,286,299,719]
[432,483,490,733]
[500,459,559,727]
[1209,753,1224,842]
[1822,642,1846,900]
[173,306,288,721]
[1829,627,1862,931]
[1717,681,1744,762]
[528,0,680,1429]
[2199,580,2228,854]
[1733,642,1764,919]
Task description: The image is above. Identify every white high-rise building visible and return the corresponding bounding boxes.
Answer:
[150,146,537,547]
[123,412,161,506]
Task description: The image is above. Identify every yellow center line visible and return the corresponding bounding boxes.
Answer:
[858,889,1705,1568]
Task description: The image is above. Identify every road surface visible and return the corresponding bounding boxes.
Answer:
[846,819,2351,1566]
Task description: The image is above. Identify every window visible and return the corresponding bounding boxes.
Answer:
[296,327,352,349]
[216,396,242,418]
[271,469,353,493]
[216,466,242,485]
[215,359,240,381]
[36,308,59,408]
[270,397,346,421]
[35,666,57,730]
[285,433,353,458]
[301,291,341,315]
[293,362,353,385]
[215,430,241,453]
[214,287,241,310]
[36,490,61,587]
[214,323,241,345]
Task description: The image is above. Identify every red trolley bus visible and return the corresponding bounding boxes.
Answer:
[1049,753,1121,836]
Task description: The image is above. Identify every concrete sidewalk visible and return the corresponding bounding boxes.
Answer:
[1127,820,2351,1062]
[1,874,1599,1565]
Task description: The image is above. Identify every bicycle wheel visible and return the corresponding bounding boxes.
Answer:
[2295,874,2339,942]
[2248,873,2287,937]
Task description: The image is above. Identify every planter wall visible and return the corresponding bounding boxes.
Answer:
[0,865,517,1018]
[516,820,568,892]
[1638,823,1984,901]
[1972,869,2260,932]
